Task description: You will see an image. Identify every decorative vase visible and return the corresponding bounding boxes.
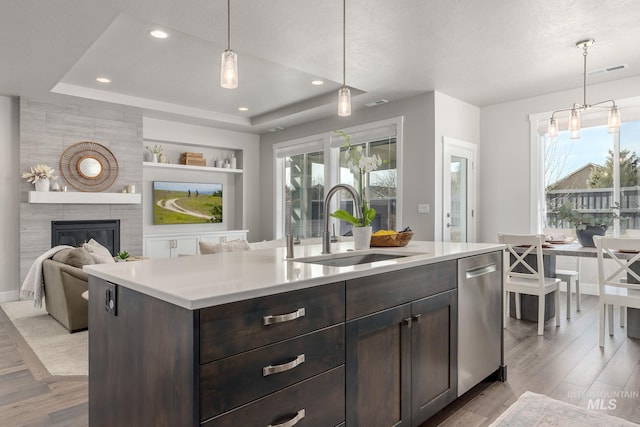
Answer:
[35,178,50,192]
[152,153,159,163]
[353,226,372,250]
[576,225,606,247]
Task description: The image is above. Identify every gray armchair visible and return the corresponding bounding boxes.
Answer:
[42,248,94,332]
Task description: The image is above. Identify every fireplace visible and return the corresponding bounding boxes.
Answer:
[51,220,121,255]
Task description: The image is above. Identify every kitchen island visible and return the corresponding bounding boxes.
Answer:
[85,240,505,427]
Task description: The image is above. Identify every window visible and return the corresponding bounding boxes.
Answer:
[337,137,397,235]
[285,150,325,238]
[274,118,402,240]
[543,120,640,236]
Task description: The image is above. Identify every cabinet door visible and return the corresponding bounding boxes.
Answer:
[346,304,412,427]
[411,289,458,425]
[174,237,197,257]
[143,237,172,258]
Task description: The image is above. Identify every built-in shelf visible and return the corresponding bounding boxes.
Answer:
[143,162,242,173]
[28,191,142,204]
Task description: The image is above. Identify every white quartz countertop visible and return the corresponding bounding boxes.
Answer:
[84,240,504,310]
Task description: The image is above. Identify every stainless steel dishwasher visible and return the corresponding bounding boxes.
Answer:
[457,251,505,396]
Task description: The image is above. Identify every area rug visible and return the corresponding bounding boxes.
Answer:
[490,391,639,426]
[0,300,87,376]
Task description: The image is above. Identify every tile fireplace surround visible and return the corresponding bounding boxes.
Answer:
[19,97,143,282]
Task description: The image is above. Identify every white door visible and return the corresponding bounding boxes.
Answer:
[443,138,477,242]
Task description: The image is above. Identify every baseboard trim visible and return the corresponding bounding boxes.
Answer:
[0,290,20,303]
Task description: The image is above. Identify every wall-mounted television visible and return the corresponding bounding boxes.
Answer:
[153,181,223,225]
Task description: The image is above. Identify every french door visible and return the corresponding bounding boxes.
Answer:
[442,138,477,242]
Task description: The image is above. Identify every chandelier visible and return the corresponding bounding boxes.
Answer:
[548,39,620,139]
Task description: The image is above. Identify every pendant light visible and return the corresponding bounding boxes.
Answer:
[220,0,238,89]
[547,39,620,139]
[338,0,351,116]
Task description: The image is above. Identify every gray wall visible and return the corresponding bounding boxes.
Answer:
[259,92,438,241]
[0,96,20,301]
[259,91,480,242]
[19,98,143,283]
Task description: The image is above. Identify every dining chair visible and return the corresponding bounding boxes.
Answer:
[593,236,640,347]
[556,257,581,318]
[498,233,561,335]
[544,228,581,318]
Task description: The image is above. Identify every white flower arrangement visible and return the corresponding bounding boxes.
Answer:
[21,164,57,183]
[146,144,163,155]
[330,130,383,227]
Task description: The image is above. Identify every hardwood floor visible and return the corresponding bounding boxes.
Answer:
[0,307,87,427]
[1,294,638,426]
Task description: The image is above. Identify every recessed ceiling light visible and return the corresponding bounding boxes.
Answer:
[149,29,169,39]
[269,126,285,132]
[311,80,324,85]
[96,77,111,84]
[238,107,249,112]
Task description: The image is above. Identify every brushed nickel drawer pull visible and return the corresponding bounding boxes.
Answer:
[263,308,306,325]
[262,354,305,376]
[268,409,305,427]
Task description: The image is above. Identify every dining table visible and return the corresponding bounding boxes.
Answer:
[512,241,640,339]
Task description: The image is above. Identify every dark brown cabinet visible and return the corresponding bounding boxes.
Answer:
[89,259,470,427]
[88,278,345,427]
[411,290,458,425]
[345,264,458,427]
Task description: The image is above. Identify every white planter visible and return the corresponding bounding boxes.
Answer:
[34,178,50,192]
[353,226,372,250]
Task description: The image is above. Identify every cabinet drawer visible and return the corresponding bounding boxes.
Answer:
[200,324,345,419]
[202,366,345,427]
[346,262,457,320]
[200,282,345,363]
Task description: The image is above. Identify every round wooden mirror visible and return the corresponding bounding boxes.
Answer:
[77,156,104,179]
[60,141,119,192]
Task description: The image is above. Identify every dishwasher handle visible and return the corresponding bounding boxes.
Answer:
[465,263,497,279]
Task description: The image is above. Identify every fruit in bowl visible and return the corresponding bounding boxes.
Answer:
[370,228,414,247]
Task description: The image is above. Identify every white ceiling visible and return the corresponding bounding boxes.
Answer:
[2,0,640,134]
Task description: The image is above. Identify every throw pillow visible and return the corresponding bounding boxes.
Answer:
[248,239,287,250]
[52,247,96,268]
[199,239,251,254]
[83,238,115,264]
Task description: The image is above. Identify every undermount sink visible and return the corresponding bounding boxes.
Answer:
[292,251,420,267]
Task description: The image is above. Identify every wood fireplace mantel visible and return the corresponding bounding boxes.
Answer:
[28,191,141,204]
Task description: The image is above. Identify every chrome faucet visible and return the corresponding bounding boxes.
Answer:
[322,184,362,254]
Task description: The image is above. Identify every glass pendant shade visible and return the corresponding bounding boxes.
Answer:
[569,109,581,139]
[220,49,238,89]
[608,105,621,133]
[548,117,558,137]
[338,86,351,117]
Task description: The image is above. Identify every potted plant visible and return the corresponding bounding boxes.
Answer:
[551,201,621,247]
[329,131,382,249]
[116,250,130,262]
[21,164,57,192]
[146,144,163,163]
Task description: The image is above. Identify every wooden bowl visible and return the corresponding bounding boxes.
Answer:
[370,232,414,247]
